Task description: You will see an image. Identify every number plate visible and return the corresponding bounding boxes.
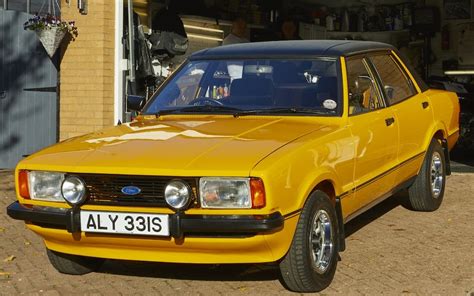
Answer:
[80,211,169,236]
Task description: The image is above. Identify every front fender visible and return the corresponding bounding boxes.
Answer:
[250,127,354,217]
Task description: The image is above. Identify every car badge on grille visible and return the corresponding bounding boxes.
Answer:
[121,186,141,196]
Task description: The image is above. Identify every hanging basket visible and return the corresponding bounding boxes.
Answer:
[35,27,67,58]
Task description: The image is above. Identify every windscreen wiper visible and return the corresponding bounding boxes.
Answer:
[180,105,243,113]
[233,108,331,117]
[152,105,243,118]
[150,108,183,117]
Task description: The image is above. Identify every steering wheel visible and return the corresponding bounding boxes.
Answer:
[188,98,224,106]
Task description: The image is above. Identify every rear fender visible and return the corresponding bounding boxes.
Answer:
[424,122,451,175]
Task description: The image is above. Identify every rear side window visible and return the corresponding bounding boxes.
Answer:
[370,55,417,105]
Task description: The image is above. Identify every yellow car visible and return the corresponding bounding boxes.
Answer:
[7,41,459,292]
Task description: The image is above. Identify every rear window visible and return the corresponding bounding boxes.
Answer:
[370,54,417,105]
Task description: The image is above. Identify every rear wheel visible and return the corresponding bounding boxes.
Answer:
[279,190,339,292]
[408,138,446,211]
[47,249,104,275]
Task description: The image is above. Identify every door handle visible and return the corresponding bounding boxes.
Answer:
[422,101,429,109]
[0,91,6,99]
[385,117,395,126]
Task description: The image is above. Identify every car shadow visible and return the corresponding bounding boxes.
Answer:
[344,191,407,238]
[98,260,280,282]
[450,147,474,173]
[96,193,408,282]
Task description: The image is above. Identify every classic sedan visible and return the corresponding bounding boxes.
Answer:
[7,40,459,292]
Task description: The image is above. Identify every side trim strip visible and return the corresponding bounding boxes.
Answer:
[339,151,425,199]
[283,209,302,219]
[345,175,417,223]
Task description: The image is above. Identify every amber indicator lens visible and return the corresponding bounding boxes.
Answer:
[250,178,266,209]
[18,170,30,199]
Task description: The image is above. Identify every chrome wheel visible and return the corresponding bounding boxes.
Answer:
[430,151,444,198]
[309,209,334,274]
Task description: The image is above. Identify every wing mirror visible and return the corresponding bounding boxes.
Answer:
[127,95,146,112]
[356,75,374,83]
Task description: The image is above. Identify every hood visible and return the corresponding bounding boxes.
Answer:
[20,116,333,176]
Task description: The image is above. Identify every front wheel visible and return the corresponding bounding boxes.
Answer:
[279,190,339,292]
[47,249,104,275]
[408,138,446,211]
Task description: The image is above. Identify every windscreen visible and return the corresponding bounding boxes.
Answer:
[144,58,341,116]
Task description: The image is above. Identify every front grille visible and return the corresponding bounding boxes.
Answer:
[75,174,198,207]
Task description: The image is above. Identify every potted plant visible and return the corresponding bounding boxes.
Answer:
[24,14,78,57]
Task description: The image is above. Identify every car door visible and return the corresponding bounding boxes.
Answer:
[368,53,431,184]
[346,56,399,212]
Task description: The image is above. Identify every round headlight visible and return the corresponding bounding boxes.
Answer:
[61,176,86,205]
[164,180,191,210]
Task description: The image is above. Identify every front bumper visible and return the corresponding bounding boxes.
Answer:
[7,201,284,239]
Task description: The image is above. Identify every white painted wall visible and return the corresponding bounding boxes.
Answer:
[426,0,474,75]
[114,0,124,124]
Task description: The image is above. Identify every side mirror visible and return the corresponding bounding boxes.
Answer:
[354,75,374,90]
[356,75,374,83]
[127,95,145,112]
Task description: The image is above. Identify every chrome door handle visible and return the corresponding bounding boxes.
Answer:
[422,101,429,109]
[385,117,395,126]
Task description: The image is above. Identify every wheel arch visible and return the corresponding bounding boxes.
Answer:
[427,123,451,175]
[299,170,342,209]
[312,180,336,203]
[432,129,446,142]
[427,121,447,145]
[303,177,346,252]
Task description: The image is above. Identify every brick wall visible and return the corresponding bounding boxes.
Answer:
[59,0,115,140]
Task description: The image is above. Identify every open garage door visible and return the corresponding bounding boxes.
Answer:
[0,9,58,168]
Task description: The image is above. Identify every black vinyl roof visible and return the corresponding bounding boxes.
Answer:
[190,40,395,60]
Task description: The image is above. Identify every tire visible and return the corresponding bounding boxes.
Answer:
[46,249,104,275]
[279,190,339,292]
[408,138,446,211]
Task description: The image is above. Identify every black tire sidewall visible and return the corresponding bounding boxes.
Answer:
[47,249,104,275]
[301,191,340,288]
[423,140,446,205]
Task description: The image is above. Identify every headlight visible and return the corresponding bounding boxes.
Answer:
[61,176,87,205]
[200,178,252,208]
[164,180,192,210]
[27,171,65,202]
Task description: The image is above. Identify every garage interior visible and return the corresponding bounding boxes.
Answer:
[118,0,473,167]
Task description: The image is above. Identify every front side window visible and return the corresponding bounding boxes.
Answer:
[144,58,341,116]
[346,57,384,115]
[370,54,417,105]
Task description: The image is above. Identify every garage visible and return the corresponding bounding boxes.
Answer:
[0,0,59,168]
[114,0,473,167]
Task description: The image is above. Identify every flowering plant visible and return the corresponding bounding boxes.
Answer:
[24,14,78,40]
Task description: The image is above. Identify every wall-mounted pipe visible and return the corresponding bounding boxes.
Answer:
[78,0,87,14]
[127,0,135,83]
